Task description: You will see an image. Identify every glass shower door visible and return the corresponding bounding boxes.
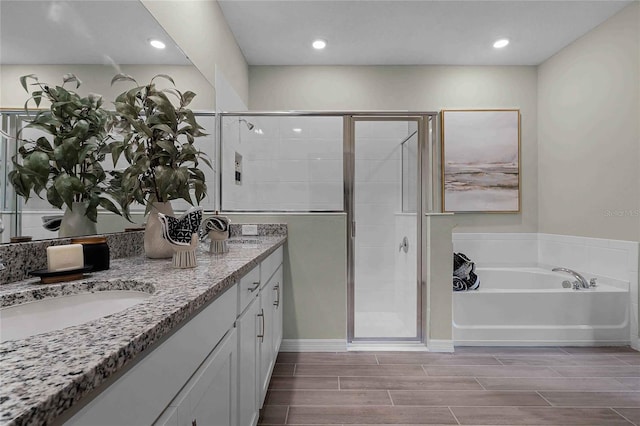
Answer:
[350,118,421,341]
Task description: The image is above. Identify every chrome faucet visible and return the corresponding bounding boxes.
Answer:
[552,267,589,289]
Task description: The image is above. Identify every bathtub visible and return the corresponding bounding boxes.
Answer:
[453,267,630,346]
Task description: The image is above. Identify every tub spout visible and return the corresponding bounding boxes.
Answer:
[552,267,589,289]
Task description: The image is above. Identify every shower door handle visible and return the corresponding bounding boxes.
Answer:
[399,236,409,253]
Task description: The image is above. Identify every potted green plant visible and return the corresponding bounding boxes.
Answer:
[8,74,121,237]
[108,74,210,258]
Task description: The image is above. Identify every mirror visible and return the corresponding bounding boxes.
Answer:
[0,0,216,243]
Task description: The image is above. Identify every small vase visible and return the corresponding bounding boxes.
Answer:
[59,202,97,238]
[145,201,174,259]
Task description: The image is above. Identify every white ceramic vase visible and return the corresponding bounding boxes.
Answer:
[144,201,174,259]
[59,202,97,238]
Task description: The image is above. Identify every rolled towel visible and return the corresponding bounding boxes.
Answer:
[42,215,63,232]
[202,215,231,253]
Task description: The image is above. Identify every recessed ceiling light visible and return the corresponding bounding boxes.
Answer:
[149,39,166,49]
[312,39,327,50]
[292,128,302,133]
[493,38,509,49]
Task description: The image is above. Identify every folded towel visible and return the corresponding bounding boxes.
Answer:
[158,207,203,246]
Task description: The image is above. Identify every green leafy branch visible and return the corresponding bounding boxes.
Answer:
[108,74,211,220]
[8,74,122,222]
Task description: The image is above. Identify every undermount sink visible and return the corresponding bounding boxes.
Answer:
[0,290,152,343]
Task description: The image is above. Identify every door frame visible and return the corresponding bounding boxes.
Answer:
[345,114,435,343]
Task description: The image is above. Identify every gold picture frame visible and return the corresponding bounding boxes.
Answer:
[441,109,521,213]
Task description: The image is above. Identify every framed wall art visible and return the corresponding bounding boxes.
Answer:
[441,109,520,213]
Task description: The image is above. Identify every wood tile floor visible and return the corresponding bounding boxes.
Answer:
[258,346,640,425]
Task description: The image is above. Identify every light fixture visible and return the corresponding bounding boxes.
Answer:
[292,128,302,133]
[493,38,509,49]
[312,39,327,50]
[149,39,166,49]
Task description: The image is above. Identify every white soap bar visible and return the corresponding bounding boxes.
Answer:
[47,244,84,272]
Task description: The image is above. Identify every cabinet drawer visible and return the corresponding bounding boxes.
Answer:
[260,246,283,287]
[238,265,261,315]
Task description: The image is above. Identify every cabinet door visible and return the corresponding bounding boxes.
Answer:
[271,265,283,355]
[237,298,260,426]
[258,291,274,406]
[174,329,238,426]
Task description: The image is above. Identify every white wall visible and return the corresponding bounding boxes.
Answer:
[538,2,640,243]
[249,65,539,233]
[0,64,214,110]
[141,0,249,107]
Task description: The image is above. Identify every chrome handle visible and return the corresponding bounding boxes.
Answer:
[248,281,260,292]
[590,278,597,287]
[399,236,409,253]
[274,283,280,308]
[257,308,264,342]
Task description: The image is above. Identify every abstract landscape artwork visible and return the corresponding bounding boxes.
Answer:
[441,110,520,212]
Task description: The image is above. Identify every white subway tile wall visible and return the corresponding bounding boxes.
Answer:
[221,116,343,211]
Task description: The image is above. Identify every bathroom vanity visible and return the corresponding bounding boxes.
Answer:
[0,230,285,426]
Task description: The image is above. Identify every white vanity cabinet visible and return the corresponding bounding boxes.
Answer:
[158,328,238,426]
[63,245,284,426]
[237,247,284,426]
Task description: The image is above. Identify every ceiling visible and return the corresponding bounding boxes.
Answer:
[0,0,190,65]
[0,1,632,67]
[218,0,632,66]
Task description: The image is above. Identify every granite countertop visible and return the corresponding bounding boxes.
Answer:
[0,235,286,426]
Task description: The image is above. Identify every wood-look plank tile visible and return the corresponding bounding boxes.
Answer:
[273,363,296,376]
[617,377,640,391]
[424,365,559,377]
[454,346,568,356]
[295,364,425,377]
[478,377,631,391]
[390,390,549,406]
[551,366,640,377]
[269,376,339,390]
[616,355,640,366]
[539,391,640,407]
[613,408,640,425]
[340,376,483,390]
[285,406,457,424]
[497,355,629,366]
[451,406,632,425]
[376,354,500,365]
[265,390,392,406]
[559,346,639,355]
[277,352,378,365]
[258,405,288,425]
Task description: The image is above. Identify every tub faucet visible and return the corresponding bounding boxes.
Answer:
[552,267,589,289]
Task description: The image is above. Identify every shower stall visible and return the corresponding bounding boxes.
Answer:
[218,112,438,344]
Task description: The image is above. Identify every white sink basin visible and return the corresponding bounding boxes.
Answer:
[0,291,152,342]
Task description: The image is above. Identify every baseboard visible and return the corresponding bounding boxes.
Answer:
[454,339,632,347]
[280,339,347,352]
[427,339,454,352]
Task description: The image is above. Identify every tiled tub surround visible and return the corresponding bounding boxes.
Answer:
[453,233,640,349]
[0,232,286,426]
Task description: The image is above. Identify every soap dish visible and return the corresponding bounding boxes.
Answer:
[29,266,93,284]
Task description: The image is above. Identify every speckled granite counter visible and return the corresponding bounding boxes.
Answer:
[0,235,286,426]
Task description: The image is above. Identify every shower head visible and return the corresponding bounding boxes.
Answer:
[239,118,255,131]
